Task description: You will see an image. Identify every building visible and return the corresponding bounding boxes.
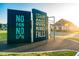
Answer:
[50,19,79,32]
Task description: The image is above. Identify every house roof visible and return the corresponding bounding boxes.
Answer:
[55,19,74,26]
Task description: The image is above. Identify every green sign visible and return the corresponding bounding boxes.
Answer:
[7,9,31,44]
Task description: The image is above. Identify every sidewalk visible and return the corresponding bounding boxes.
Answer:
[1,37,79,52]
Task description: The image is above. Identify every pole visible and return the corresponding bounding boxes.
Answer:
[53,16,55,40]
[48,16,55,40]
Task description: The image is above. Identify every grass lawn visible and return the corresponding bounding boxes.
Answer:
[0,51,77,56]
[66,38,79,42]
[0,30,7,41]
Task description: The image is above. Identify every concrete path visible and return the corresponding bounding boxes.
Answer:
[1,32,79,52]
[56,32,79,38]
[1,37,79,52]
[26,38,79,52]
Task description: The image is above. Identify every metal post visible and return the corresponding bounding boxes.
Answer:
[48,16,55,40]
[31,12,33,43]
[53,16,55,40]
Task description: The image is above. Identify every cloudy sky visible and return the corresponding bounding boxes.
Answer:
[0,3,79,27]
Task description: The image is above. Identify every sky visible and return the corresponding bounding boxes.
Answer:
[0,3,79,27]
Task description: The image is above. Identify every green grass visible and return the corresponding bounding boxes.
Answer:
[66,38,79,42]
[0,30,7,41]
[0,51,77,56]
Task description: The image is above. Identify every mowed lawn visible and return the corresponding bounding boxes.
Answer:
[0,30,7,41]
[65,32,79,42]
[66,38,79,42]
[0,51,77,56]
